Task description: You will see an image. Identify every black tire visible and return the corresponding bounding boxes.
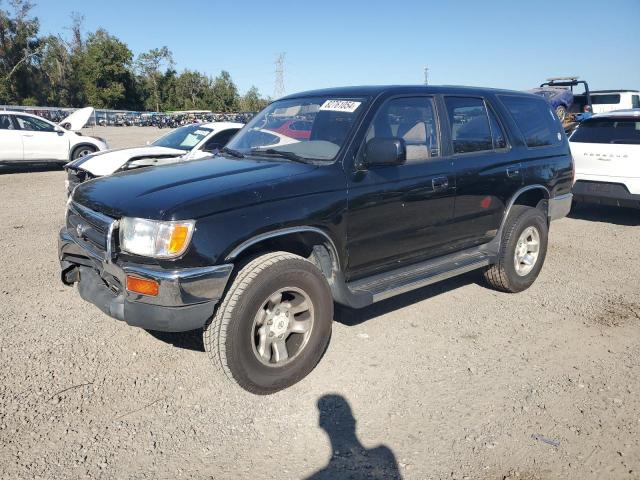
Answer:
[71,145,97,160]
[483,205,548,293]
[203,251,333,395]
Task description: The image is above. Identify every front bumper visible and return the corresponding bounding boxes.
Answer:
[572,180,640,209]
[548,193,573,221]
[59,228,233,332]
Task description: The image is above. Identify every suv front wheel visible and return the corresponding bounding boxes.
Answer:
[483,205,548,293]
[203,251,333,394]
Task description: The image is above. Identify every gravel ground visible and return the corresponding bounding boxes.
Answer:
[1,127,639,480]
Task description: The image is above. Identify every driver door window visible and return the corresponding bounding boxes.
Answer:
[14,115,55,132]
[364,97,440,162]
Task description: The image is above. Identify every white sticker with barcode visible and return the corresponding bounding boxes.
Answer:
[319,100,361,113]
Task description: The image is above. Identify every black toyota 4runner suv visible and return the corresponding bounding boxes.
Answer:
[59,86,573,394]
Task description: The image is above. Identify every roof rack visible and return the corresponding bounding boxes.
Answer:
[545,76,580,82]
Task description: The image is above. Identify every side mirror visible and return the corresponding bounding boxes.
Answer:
[54,125,65,133]
[363,138,406,166]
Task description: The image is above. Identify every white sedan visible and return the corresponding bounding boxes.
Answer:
[65,122,244,193]
[0,107,107,165]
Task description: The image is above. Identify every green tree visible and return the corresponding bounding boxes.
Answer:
[79,29,136,109]
[39,34,71,105]
[0,0,43,104]
[175,69,216,110]
[136,46,173,111]
[209,70,239,112]
[240,86,270,112]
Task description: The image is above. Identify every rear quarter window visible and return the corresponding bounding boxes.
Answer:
[499,95,562,148]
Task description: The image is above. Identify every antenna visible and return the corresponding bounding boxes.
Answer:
[423,66,429,86]
[274,53,286,98]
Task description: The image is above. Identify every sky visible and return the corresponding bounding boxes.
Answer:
[32,0,640,98]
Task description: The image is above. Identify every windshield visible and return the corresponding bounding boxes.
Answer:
[152,124,213,150]
[225,96,366,161]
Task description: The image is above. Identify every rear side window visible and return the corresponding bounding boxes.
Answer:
[591,94,621,105]
[632,95,640,109]
[445,97,493,154]
[570,118,640,145]
[499,96,562,148]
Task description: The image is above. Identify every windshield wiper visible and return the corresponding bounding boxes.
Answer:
[250,148,310,164]
[218,146,244,158]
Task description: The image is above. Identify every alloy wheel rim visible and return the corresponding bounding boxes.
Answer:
[251,287,314,367]
[514,226,540,276]
[77,148,93,158]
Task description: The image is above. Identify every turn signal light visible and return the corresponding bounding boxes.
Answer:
[126,276,159,296]
[168,224,191,256]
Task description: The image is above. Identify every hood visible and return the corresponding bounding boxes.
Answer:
[67,146,186,176]
[59,107,94,131]
[72,155,318,220]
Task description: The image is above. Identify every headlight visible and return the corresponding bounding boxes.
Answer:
[119,217,195,258]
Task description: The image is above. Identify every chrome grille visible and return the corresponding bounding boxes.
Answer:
[66,202,118,262]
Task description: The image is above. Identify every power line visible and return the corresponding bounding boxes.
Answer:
[274,53,286,99]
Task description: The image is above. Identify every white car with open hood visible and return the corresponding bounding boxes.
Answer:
[0,107,107,165]
[64,122,243,194]
[570,109,640,209]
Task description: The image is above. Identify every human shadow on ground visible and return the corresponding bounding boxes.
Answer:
[305,394,402,480]
[568,203,639,226]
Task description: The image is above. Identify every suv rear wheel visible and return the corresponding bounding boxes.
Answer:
[483,205,548,293]
[203,251,333,394]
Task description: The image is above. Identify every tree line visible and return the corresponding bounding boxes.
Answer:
[0,1,270,112]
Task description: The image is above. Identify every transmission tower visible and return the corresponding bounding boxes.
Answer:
[274,53,286,98]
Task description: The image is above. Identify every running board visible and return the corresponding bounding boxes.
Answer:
[346,249,493,304]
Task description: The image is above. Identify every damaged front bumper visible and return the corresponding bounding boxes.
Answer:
[59,227,233,332]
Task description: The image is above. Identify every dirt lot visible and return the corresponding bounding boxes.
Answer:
[1,126,639,480]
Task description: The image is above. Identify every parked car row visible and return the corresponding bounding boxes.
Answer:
[58,85,575,394]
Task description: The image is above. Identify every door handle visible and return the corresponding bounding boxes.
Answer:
[22,134,34,137]
[506,166,520,178]
[432,176,449,191]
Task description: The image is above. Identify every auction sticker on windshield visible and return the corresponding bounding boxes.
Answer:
[319,100,362,113]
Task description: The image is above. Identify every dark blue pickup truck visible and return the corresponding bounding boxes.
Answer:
[59,85,573,394]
